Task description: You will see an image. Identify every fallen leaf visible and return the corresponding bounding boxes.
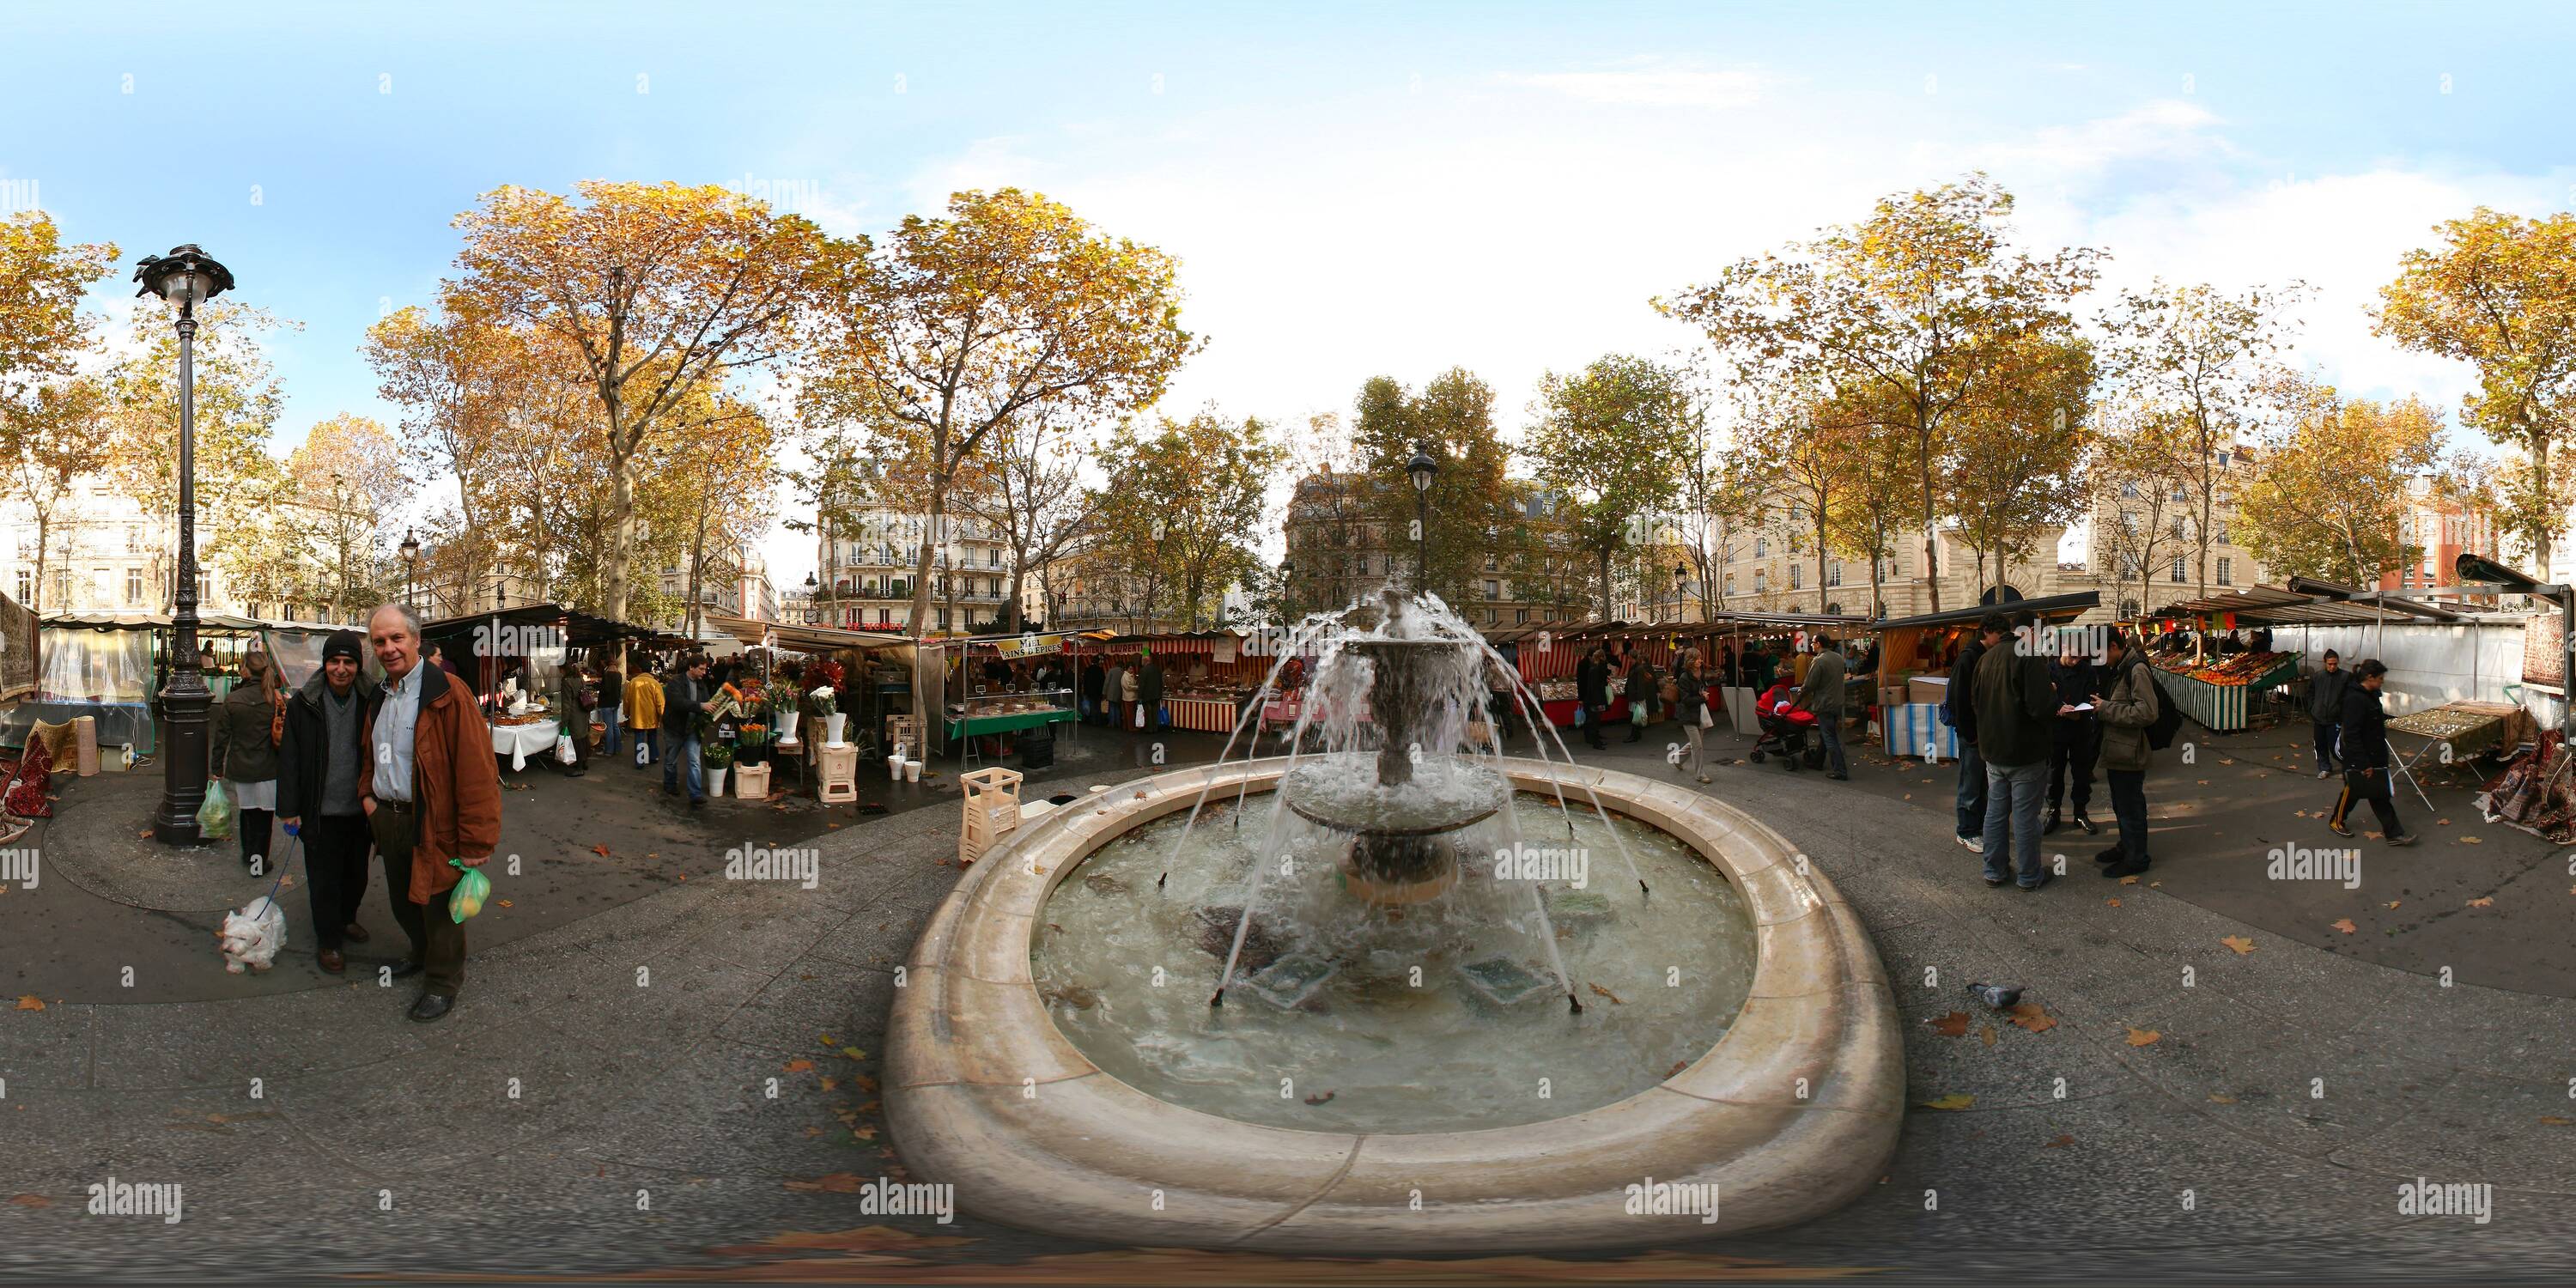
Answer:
[1978,1024,1997,1048]
[1666,1060,1688,1078]
[496,899,513,908]
[2126,1027,2161,1047]
[2435,817,2451,825]
[2466,896,2494,908]
[2541,1116,2573,1126]
[2458,835,2482,845]
[1588,983,1625,1005]
[7,1194,50,1207]
[2149,880,2162,888]
[841,1047,866,1060]
[2330,919,2357,935]
[850,1124,878,1141]
[1919,1093,1975,1110]
[1303,1091,1335,1105]
[2042,1133,2075,1148]
[1929,1011,1971,1037]
[2105,897,2122,907]
[2119,874,2141,886]
[13,995,41,1012]
[2385,901,2402,909]
[819,1077,837,1091]
[819,1034,835,1045]
[782,1059,814,1072]
[802,1126,823,1138]
[2207,1093,2236,1104]
[2006,1001,2057,1034]
[781,1172,866,1193]
[2221,935,2257,955]
[592,844,611,858]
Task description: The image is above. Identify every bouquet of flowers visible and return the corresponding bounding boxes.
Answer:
[702,741,735,770]
[808,683,838,717]
[808,659,846,690]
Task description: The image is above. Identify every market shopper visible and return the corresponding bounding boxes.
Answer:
[2307,649,2351,779]
[623,653,663,767]
[1673,653,1711,783]
[1973,611,2058,889]
[1081,655,1107,725]
[556,657,592,776]
[361,603,502,1023]
[1797,635,1850,780]
[276,629,379,975]
[210,647,285,872]
[1104,657,1127,732]
[1947,622,1996,855]
[1577,647,1613,750]
[661,655,711,808]
[2045,641,2102,835]
[2329,659,2417,846]
[1622,651,1657,744]
[2093,628,2161,877]
[1118,659,1140,731]
[1138,653,1166,732]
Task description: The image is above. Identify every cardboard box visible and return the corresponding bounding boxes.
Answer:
[1878,686,1908,709]
[1907,675,1949,706]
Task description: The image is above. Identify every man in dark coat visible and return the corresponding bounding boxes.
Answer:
[1080,656,1107,725]
[277,629,379,975]
[2045,641,2101,835]
[1577,647,1612,750]
[2329,659,2416,845]
[1972,611,2060,889]
[1138,655,1166,732]
[662,655,712,808]
[2307,649,2351,779]
[1947,626,1991,854]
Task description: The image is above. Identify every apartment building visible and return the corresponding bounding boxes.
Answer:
[811,504,1010,633]
[1279,469,1587,629]
[0,476,249,617]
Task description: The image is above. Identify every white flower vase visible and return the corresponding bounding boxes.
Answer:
[826,712,848,744]
[708,767,728,797]
[780,712,801,744]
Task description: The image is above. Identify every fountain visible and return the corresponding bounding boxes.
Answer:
[886,590,1901,1251]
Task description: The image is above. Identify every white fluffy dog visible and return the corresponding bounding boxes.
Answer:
[216,896,287,973]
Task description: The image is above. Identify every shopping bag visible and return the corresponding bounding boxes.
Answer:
[447,859,490,922]
[1571,704,1586,726]
[555,733,576,765]
[195,780,235,841]
[1698,706,1715,730]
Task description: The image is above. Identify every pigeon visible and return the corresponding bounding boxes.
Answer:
[1966,982,2023,1010]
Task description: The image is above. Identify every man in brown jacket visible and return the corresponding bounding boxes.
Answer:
[362,604,502,1022]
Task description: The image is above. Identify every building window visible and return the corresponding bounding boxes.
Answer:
[1485,608,1498,624]
[2170,557,2186,583]
[13,570,27,603]
[125,525,140,554]
[1753,537,1767,557]
[1724,574,1735,595]
[1753,569,1766,592]
[1789,564,1802,590]
[1484,579,1499,599]
[125,568,143,605]
[2119,482,2138,499]
[2217,556,2232,586]
[1516,608,1529,624]
[1827,561,1843,587]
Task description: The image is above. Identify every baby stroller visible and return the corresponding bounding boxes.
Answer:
[1748,683,1820,772]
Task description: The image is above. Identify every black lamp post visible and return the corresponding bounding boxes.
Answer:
[1406,440,1438,594]
[134,245,234,846]
[1674,562,1687,623]
[803,569,817,625]
[400,529,421,611]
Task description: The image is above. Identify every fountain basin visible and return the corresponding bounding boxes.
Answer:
[885,757,1902,1252]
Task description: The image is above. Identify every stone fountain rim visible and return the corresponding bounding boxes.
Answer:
[884,756,1903,1254]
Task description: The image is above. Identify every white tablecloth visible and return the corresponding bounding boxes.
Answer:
[491,719,561,771]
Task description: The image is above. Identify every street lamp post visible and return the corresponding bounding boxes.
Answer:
[134,245,234,847]
[400,529,421,611]
[803,570,817,626]
[1406,440,1438,596]
[1675,562,1688,624]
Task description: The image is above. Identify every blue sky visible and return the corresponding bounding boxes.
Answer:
[7,1,2573,575]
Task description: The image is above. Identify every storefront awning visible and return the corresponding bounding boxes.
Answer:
[1871,591,2100,633]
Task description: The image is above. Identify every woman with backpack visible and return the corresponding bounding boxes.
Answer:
[210,646,285,871]
[2091,629,2163,878]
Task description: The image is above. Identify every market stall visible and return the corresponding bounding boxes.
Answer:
[489,714,562,771]
[2148,650,2299,732]
[1865,592,2099,762]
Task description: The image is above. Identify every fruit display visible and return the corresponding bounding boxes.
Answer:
[2161,651,2290,685]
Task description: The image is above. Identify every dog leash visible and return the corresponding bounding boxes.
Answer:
[252,826,304,909]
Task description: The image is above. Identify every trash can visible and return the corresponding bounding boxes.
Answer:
[1020,720,1056,769]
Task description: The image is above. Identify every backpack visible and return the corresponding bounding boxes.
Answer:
[2144,670,2184,751]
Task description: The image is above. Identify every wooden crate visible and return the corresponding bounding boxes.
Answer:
[884,714,918,755]
[958,767,1025,865]
[733,762,772,799]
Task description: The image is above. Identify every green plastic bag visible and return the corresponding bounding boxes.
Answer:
[448,859,491,923]
[195,781,235,841]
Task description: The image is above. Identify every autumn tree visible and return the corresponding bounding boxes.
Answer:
[2099,278,2303,602]
[286,413,411,620]
[1662,174,2101,611]
[0,212,115,402]
[1525,354,1692,618]
[2235,386,2444,586]
[2087,399,2200,618]
[2376,208,2576,564]
[1097,409,1282,631]
[1943,334,2096,598]
[1351,368,1518,608]
[956,406,1100,633]
[799,189,1195,747]
[0,376,111,611]
[105,301,290,606]
[1673,380,1763,621]
[362,302,532,605]
[1819,383,1917,618]
[446,179,831,623]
